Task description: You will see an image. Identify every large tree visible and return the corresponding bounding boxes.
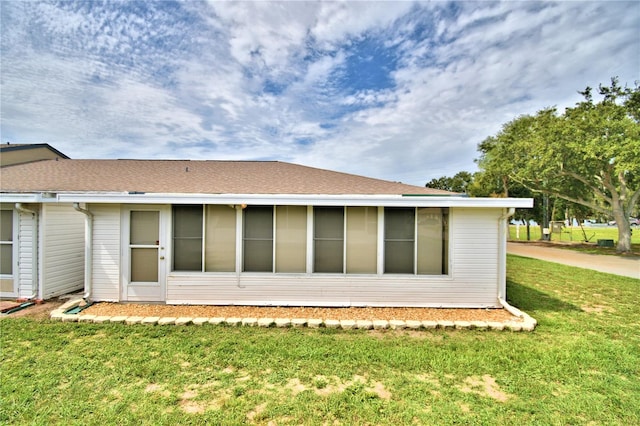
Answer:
[476,78,640,253]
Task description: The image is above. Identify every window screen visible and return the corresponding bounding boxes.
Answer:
[384,208,415,274]
[314,207,344,273]
[173,205,203,271]
[275,206,307,273]
[130,211,159,245]
[0,210,12,275]
[346,207,377,274]
[417,208,445,275]
[205,205,237,272]
[243,206,273,272]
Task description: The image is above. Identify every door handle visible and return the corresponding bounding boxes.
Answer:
[159,256,165,260]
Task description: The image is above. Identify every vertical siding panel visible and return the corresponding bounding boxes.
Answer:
[18,210,34,298]
[449,208,501,305]
[91,205,121,301]
[41,204,85,298]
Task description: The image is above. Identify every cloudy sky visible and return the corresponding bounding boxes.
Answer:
[1,1,638,185]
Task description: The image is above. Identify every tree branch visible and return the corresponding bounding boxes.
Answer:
[523,185,611,216]
[617,170,630,204]
[558,169,613,204]
[627,186,640,214]
[601,164,620,196]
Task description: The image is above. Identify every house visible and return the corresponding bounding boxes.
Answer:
[0,143,70,167]
[1,157,532,307]
[1,145,84,300]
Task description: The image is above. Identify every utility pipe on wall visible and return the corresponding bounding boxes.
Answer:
[498,208,516,301]
[15,203,39,300]
[73,203,93,301]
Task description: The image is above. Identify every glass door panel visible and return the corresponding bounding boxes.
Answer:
[129,210,160,283]
[131,248,159,282]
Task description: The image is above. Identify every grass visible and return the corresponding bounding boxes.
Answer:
[2,256,639,425]
[510,224,640,243]
[510,225,640,255]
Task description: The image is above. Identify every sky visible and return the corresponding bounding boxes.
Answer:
[1,1,638,186]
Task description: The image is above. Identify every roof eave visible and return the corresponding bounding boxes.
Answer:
[35,192,533,208]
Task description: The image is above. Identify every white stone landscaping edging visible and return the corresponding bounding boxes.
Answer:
[50,299,537,332]
[499,298,538,331]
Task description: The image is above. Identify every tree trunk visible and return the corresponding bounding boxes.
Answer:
[612,202,632,253]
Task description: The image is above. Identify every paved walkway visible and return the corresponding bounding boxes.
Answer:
[507,242,640,279]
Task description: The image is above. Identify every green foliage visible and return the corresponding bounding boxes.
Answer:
[425,171,474,193]
[1,257,639,424]
[476,78,640,252]
[427,171,543,225]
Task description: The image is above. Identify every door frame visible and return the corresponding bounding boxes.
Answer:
[0,207,19,298]
[121,205,170,302]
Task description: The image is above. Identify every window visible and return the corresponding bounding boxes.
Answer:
[384,207,449,275]
[169,204,448,276]
[417,208,448,275]
[275,206,307,273]
[205,205,236,272]
[243,206,273,272]
[384,208,415,274]
[172,206,203,271]
[0,210,13,276]
[346,207,377,274]
[314,207,344,273]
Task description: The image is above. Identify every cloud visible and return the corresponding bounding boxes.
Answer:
[1,1,638,186]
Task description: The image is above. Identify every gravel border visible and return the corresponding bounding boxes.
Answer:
[50,299,537,331]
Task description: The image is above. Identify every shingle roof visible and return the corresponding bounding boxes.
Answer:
[0,159,452,196]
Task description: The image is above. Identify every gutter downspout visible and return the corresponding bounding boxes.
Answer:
[73,203,93,301]
[15,203,39,300]
[498,207,516,302]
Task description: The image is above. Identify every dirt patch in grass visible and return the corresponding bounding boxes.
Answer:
[246,402,267,422]
[285,378,307,396]
[83,303,521,323]
[581,304,615,314]
[459,375,511,402]
[369,381,392,400]
[177,383,229,414]
[179,399,205,414]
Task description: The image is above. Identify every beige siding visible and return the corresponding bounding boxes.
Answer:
[0,146,62,167]
[91,205,121,301]
[41,204,85,298]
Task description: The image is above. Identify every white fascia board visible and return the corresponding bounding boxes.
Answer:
[55,192,534,208]
[0,193,43,203]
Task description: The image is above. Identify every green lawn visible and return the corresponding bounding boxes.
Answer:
[2,256,639,425]
[510,224,640,244]
[510,225,640,255]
